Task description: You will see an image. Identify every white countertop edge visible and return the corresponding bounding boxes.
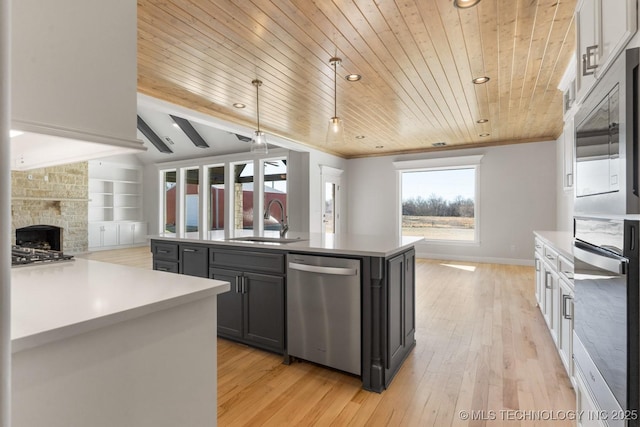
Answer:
[150,234,423,258]
[12,281,230,353]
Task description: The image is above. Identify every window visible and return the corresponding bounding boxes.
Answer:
[396,156,481,243]
[263,159,287,232]
[184,168,200,234]
[162,170,176,233]
[208,165,225,232]
[233,162,254,232]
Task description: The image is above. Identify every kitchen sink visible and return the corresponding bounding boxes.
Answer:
[228,236,307,244]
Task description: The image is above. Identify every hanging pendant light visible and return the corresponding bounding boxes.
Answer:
[326,57,345,145]
[251,79,268,154]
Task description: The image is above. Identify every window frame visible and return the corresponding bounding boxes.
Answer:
[393,155,482,245]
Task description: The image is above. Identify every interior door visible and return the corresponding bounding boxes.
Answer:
[321,173,342,234]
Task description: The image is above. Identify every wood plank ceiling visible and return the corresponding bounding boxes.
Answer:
[137,0,576,158]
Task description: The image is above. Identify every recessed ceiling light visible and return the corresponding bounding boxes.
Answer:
[472,76,490,84]
[453,0,482,8]
[233,103,246,109]
[345,74,362,82]
[10,130,24,138]
[432,142,447,147]
[375,145,384,149]
[476,118,489,123]
[355,135,365,139]
[479,133,490,137]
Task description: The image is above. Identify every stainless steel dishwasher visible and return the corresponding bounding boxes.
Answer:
[287,253,361,375]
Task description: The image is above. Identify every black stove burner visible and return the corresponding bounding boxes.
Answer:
[11,246,74,266]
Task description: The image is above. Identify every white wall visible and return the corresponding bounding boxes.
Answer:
[347,141,557,265]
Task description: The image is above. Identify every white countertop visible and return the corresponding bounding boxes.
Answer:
[533,231,574,260]
[151,231,424,257]
[11,258,230,353]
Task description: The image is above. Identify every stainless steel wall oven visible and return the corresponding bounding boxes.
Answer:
[574,216,639,426]
[575,48,640,216]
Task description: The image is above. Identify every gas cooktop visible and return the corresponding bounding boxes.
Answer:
[11,246,74,266]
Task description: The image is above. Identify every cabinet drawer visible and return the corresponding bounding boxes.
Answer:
[543,245,558,265]
[534,238,544,254]
[210,249,285,274]
[154,260,179,273]
[558,255,574,284]
[151,241,179,261]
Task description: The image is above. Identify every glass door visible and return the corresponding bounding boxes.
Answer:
[321,170,342,234]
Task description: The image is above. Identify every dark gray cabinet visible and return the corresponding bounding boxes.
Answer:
[209,247,285,353]
[151,238,418,393]
[151,241,178,272]
[180,244,208,278]
[385,249,415,383]
[151,241,208,278]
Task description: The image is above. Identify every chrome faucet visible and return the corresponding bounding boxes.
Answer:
[264,199,289,237]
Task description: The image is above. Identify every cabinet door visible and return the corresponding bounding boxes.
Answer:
[180,245,208,278]
[543,263,559,344]
[243,272,284,352]
[210,268,243,339]
[575,0,599,102]
[558,278,574,380]
[88,223,103,248]
[102,223,119,247]
[600,0,637,73]
[562,117,575,191]
[403,250,416,346]
[118,223,134,246]
[386,253,405,375]
[133,222,148,244]
[534,253,543,307]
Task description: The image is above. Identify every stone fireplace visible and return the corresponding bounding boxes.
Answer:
[11,162,88,253]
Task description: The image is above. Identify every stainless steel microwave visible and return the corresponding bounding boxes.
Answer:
[574,47,640,215]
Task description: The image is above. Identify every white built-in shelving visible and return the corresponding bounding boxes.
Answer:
[88,160,147,250]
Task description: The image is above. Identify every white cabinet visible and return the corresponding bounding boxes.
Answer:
[88,160,147,250]
[575,0,637,102]
[88,223,118,248]
[562,117,575,191]
[576,370,606,427]
[117,222,148,246]
[558,274,575,384]
[533,234,574,384]
[576,0,599,102]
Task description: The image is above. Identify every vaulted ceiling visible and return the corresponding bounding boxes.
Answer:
[137,0,576,158]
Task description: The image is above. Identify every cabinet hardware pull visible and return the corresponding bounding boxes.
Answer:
[562,294,573,320]
[535,259,540,272]
[566,173,573,187]
[242,276,248,294]
[183,248,197,253]
[235,276,240,293]
[582,44,598,76]
[158,267,168,272]
[158,249,170,254]
[544,271,552,289]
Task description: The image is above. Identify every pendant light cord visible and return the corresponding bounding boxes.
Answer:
[329,57,340,118]
[333,60,337,117]
[252,79,262,132]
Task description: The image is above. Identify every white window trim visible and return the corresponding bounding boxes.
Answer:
[395,155,483,245]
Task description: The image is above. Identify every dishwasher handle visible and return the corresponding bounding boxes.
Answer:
[288,262,358,276]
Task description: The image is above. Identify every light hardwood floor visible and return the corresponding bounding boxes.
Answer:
[79,247,576,426]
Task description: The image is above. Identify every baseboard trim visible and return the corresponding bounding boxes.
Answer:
[415,251,533,266]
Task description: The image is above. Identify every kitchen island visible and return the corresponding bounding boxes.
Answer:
[150,232,422,393]
[11,258,229,427]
